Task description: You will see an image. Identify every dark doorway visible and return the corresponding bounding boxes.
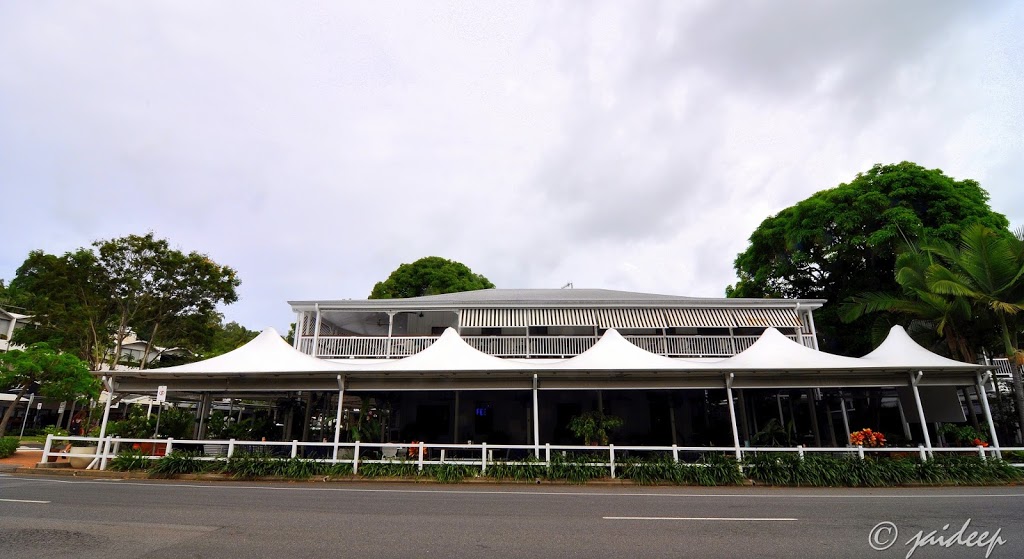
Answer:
[416,404,451,442]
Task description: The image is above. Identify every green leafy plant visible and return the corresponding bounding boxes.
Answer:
[547,453,606,484]
[109,449,152,471]
[424,463,476,483]
[148,451,210,478]
[567,412,624,445]
[0,436,18,458]
[486,456,546,482]
[938,424,987,447]
[359,460,419,478]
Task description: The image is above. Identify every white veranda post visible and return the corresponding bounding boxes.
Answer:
[977,371,1001,458]
[333,376,346,461]
[910,371,933,457]
[94,376,116,470]
[725,374,741,461]
[532,374,540,458]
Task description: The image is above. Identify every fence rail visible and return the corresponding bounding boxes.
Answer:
[40,435,1023,477]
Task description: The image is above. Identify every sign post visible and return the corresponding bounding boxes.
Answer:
[154,386,167,437]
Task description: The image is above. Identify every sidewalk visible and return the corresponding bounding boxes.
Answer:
[0,449,53,471]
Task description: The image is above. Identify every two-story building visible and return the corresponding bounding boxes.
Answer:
[287,289,827,446]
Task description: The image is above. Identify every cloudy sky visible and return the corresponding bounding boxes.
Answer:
[1,1,1021,332]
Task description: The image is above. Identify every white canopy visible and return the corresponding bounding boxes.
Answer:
[860,325,984,371]
[719,327,869,371]
[362,328,526,372]
[145,328,344,375]
[547,329,714,371]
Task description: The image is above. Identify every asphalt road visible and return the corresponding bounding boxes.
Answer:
[2,474,1022,559]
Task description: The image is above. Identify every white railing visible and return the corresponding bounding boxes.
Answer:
[39,435,1023,476]
[302,334,812,359]
[524,336,597,357]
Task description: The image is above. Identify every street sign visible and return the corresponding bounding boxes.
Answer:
[58,401,66,413]
[37,402,42,410]
[157,385,167,403]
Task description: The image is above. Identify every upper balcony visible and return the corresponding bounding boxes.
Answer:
[298,332,816,359]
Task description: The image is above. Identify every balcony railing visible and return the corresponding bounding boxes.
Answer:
[304,334,815,359]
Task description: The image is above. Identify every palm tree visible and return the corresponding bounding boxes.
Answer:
[924,224,1024,439]
[841,247,977,362]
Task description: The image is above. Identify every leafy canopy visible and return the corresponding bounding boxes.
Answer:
[0,343,99,436]
[369,256,495,299]
[729,162,1008,355]
[9,233,240,369]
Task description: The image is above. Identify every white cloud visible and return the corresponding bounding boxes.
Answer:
[1,1,1021,331]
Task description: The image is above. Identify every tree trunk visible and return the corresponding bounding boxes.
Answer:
[140,321,161,370]
[1010,362,1024,445]
[0,386,29,437]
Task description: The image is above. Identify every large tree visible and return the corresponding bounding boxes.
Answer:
[924,224,1024,438]
[9,233,240,370]
[729,162,1008,355]
[369,256,495,299]
[0,343,99,436]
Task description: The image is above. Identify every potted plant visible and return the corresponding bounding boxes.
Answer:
[68,426,101,469]
[568,411,624,446]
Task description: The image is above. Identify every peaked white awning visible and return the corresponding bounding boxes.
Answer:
[720,328,868,371]
[860,326,985,371]
[136,328,345,375]
[547,329,713,371]
[365,328,526,372]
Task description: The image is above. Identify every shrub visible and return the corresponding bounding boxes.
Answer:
[359,460,419,478]
[148,451,211,478]
[0,437,19,458]
[547,453,606,484]
[424,463,477,483]
[108,449,152,471]
[486,455,547,482]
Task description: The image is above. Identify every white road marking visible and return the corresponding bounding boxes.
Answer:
[0,498,50,504]
[604,516,797,521]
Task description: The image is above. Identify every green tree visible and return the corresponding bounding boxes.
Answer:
[923,224,1024,438]
[0,343,100,436]
[729,162,1008,355]
[10,249,113,369]
[840,246,981,362]
[203,321,259,358]
[369,256,495,299]
[9,233,240,370]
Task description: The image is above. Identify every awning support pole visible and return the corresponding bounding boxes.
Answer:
[839,392,851,438]
[978,371,1001,459]
[333,376,346,461]
[532,374,540,459]
[93,376,116,470]
[726,374,741,461]
[895,391,912,440]
[910,371,933,458]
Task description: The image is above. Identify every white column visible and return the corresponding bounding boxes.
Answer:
[978,372,1001,459]
[386,312,394,358]
[910,371,933,457]
[332,376,346,461]
[839,392,851,438]
[312,304,322,358]
[725,374,741,460]
[895,392,912,440]
[532,374,540,458]
[95,376,116,470]
[293,311,303,350]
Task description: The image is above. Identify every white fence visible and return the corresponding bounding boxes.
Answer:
[39,435,1022,477]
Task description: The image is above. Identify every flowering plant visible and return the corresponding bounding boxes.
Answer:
[849,428,886,447]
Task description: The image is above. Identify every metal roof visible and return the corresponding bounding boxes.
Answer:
[289,288,825,312]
